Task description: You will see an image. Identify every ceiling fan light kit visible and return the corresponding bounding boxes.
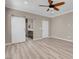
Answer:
[24,1,28,4]
[39,0,65,12]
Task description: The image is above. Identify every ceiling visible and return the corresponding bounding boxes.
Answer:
[5,0,73,18]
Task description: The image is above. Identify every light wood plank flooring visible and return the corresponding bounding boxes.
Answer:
[5,38,73,59]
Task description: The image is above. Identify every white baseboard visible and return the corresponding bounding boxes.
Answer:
[5,41,25,46]
[33,37,50,41]
[6,37,50,46]
[5,43,14,46]
[50,36,73,42]
[6,36,72,46]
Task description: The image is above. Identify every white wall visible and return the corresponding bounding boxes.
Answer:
[50,12,73,42]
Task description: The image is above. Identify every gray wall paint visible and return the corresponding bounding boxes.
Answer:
[50,12,73,41]
[5,7,51,43]
[5,7,73,44]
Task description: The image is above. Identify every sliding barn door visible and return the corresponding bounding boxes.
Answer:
[11,16,26,43]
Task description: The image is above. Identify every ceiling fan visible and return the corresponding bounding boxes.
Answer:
[39,0,65,11]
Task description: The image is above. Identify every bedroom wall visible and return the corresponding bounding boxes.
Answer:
[5,7,51,43]
[50,12,73,42]
[5,7,73,44]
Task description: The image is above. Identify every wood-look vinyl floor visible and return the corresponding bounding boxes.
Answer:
[5,38,73,59]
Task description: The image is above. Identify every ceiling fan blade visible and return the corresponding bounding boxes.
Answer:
[53,7,59,11]
[39,5,49,7]
[54,2,65,6]
[48,0,51,4]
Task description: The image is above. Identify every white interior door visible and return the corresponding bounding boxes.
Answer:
[11,16,26,43]
[42,20,49,38]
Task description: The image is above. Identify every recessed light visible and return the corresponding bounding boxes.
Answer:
[24,1,28,4]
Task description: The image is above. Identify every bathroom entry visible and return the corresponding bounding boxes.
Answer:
[26,19,33,39]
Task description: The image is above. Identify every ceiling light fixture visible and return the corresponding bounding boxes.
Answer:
[51,10,54,13]
[24,1,28,4]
